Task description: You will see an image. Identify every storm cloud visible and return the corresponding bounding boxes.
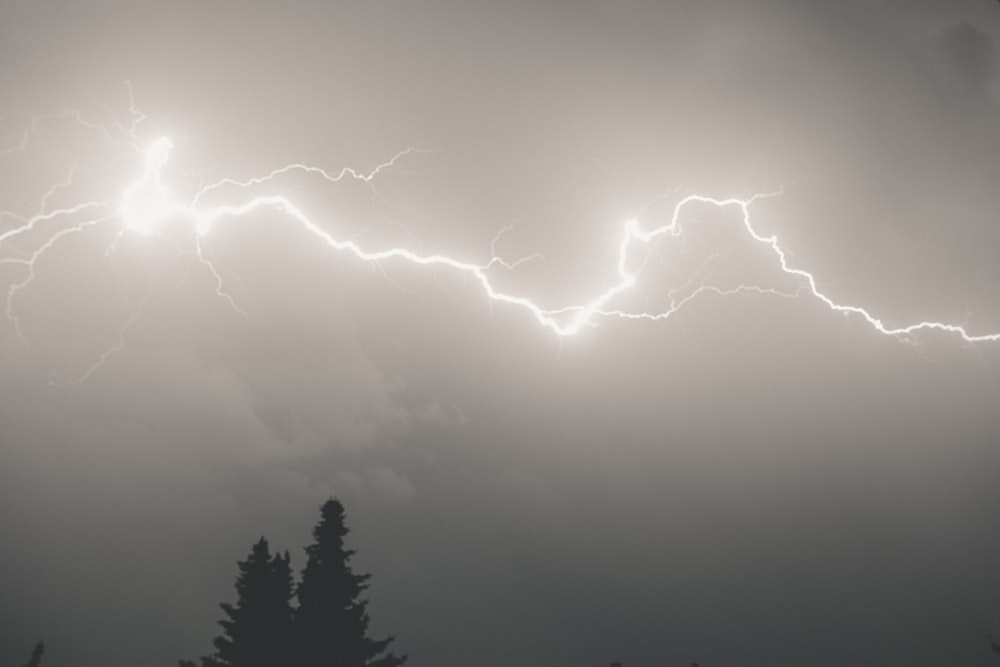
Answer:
[2,2,1000,666]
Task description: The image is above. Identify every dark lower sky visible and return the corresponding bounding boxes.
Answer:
[3,2,1000,666]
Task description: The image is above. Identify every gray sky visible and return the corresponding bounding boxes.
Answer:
[3,1,1000,666]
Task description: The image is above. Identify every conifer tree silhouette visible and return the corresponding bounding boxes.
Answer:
[22,641,43,667]
[295,499,406,667]
[181,537,294,667]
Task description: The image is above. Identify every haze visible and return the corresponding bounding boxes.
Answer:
[2,2,1000,666]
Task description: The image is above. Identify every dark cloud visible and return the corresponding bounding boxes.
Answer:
[3,2,1000,667]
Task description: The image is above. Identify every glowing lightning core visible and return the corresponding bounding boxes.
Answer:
[120,136,176,235]
[3,98,1000,386]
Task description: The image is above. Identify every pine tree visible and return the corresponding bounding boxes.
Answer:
[183,537,295,667]
[295,499,406,667]
[22,642,43,667]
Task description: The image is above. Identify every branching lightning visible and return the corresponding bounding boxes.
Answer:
[2,89,999,385]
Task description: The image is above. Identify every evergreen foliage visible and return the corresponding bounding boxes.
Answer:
[182,499,404,667]
[295,499,406,667]
[182,537,294,667]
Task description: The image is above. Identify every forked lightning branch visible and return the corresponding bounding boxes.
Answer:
[2,92,998,385]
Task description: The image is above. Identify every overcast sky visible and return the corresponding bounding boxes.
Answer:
[3,2,1000,666]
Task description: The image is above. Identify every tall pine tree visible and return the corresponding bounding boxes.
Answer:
[181,537,295,667]
[295,499,406,667]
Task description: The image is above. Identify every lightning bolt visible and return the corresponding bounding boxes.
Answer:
[2,88,998,386]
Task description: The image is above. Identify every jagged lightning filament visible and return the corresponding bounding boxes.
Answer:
[2,97,999,385]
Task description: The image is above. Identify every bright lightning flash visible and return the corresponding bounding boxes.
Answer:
[2,93,999,385]
[120,136,177,235]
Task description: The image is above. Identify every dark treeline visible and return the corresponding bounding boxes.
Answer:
[180,497,405,667]
[17,499,1000,666]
